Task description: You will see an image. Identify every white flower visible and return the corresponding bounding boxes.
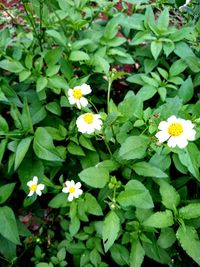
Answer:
[155,115,196,149]
[27,176,45,197]
[76,112,102,134]
[62,180,83,201]
[68,84,91,109]
[179,0,191,10]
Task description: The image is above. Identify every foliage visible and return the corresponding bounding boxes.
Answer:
[0,0,200,266]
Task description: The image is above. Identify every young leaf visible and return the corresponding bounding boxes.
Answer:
[143,210,174,228]
[151,41,162,60]
[130,239,145,267]
[157,228,176,249]
[176,225,200,265]
[48,193,68,208]
[178,143,200,181]
[14,136,33,170]
[179,203,200,220]
[157,8,169,30]
[117,180,154,209]
[84,193,103,216]
[102,211,120,252]
[158,179,180,210]
[178,76,194,104]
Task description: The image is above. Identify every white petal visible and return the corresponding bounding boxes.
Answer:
[37,184,45,191]
[76,182,82,189]
[68,96,77,105]
[167,115,177,123]
[79,97,88,107]
[27,181,34,187]
[33,176,38,184]
[167,137,178,148]
[76,188,83,196]
[81,84,92,95]
[62,187,69,193]
[28,190,34,197]
[186,129,196,140]
[155,131,170,143]
[36,189,42,196]
[158,121,168,131]
[175,137,188,149]
[68,194,74,201]
[68,89,73,96]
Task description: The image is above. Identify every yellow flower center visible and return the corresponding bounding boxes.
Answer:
[73,88,82,100]
[69,187,75,193]
[168,123,183,137]
[83,113,93,124]
[29,184,37,192]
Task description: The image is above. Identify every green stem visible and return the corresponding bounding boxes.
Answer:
[107,78,112,114]
[88,100,99,114]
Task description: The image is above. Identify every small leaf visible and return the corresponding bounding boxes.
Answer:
[102,211,120,252]
[14,136,33,170]
[85,193,103,216]
[48,193,68,208]
[0,59,24,73]
[178,76,194,104]
[79,166,109,188]
[151,41,162,60]
[69,51,90,61]
[0,183,16,205]
[143,210,174,228]
[158,179,180,210]
[179,203,200,220]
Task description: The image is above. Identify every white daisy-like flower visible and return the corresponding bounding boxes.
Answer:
[76,112,103,134]
[155,115,196,149]
[68,84,91,109]
[62,180,83,201]
[27,176,45,197]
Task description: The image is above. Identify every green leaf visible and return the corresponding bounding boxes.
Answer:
[169,59,187,76]
[79,135,95,151]
[143,210,174,228]
[118,94,143,120]
[157,8,169,30]
[33,127,64,162]
[157,228,176,249]
[69,51,90,61]
[79,166,109,188]
[0,183,16,205]
[151,41,162,60]
[48,193,68,208]
[176,225,200,265]
[118,136,150,160]
[46,30,67,46]
[14,136,33,170]
[136,85,157,101]
[158,180,180,210]
[36,77,48,92]
[102,211,120,252]
[117,180,154,209]
[178,143,200,180]
[0,235,16,261]
[103,16,121,40]
[0,206,20,244]
[178,76,193,104]
[84,193,103,216]
[130,239,145,267]
[46,102,61,116]
[132,161,168,178]
[179,203,200,220]
[110,244,129,266]
[67,142,85,156]
[0,59,24,73]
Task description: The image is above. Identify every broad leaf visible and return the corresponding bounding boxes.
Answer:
[176,225,200,265]
[102,211,120,252]
[132,162,168,178]
[14,136,33,170]
[0,183,16,205]
[0,206,20,245]
[117,180,154,209]
[179,203,200,220]
[130,239,145,267]
[143,210,174,228]
[158,180,180,209]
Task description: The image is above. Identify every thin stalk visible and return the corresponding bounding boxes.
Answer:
[107,78,112,114]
